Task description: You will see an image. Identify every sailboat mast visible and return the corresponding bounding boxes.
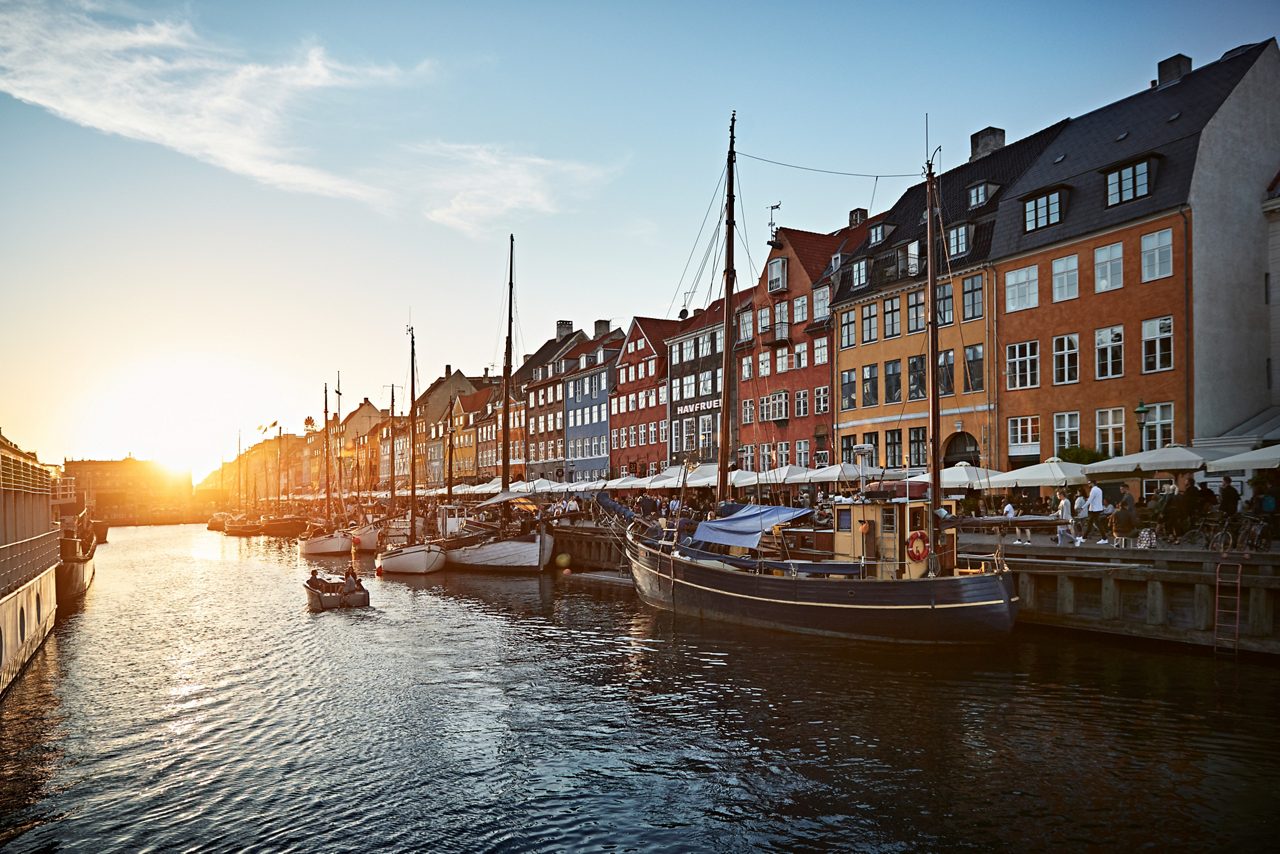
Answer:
[276,425,282,514]
[408,327,417,546]
[323,384,332,521]
[335,372,344,506]
[716,111,737,506]
[502,233,514,491]
[925,159,942,559]
[446,394,455,502]
[388,385,396,514]
[237,431,243,512]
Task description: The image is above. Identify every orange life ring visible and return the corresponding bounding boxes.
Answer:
[906,530,930,562]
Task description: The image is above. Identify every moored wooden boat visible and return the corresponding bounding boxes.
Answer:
[224,518,264,536]
[261,515,308,538]
[377,541,446,575]
[299,528,355,555]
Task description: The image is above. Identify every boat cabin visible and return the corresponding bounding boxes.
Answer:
[437,504,469,537]
[831,498,956,579]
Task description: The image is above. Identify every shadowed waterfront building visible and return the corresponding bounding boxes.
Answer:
[665,297,742,469]
[525,321,589,482]
[62,456,192,524]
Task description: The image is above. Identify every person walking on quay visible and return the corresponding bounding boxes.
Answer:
[1055,488,1075,546]
[1220,477,1240,517]
[1085,480,1106,543]
[1072,488,1089,541]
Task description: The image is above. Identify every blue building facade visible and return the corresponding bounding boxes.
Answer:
[562,325,624,482]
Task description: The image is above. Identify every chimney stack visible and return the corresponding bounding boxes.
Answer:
[445,364,452,377]
[969,127,1006,162]
[1158,54,1192,86]
[849,208,867,227]
[555,320,573,341]
[594,319,611,338]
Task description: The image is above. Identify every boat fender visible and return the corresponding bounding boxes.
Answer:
[352,536,362,546]
[906,530,930,562]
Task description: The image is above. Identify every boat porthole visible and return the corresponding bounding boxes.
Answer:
[19,607,26,642]
[36,594,42,623]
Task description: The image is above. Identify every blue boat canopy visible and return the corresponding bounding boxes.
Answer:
[692,505,811,549]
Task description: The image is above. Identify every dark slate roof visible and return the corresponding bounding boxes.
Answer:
[988,41,1272,259]
[830,120,1068,306]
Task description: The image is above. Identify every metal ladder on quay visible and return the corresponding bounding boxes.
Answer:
[1213,562,1243,656]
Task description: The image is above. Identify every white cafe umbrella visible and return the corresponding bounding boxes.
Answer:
[1083,443,1230,477]
[908,461,1006,489]
[755,465,811,486]
[604,474,639,489]
[983,456,1088,488]
[1206,444,1280,472]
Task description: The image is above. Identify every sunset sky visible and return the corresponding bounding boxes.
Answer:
[2,0,1277,481]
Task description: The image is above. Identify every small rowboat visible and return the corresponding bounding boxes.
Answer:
[304,577,370,611]
[376,541,446,575]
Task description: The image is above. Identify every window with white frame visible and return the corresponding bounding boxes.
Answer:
[758,306,772,332]
[767,257,788,292]
[1024,191,1061,231]
[840,310,857,348]
[699,371,712,396]
[884,359,902,403]
[1142,316,1173,372]
[758,350,771,377]
[1053,334,1079,384]
[682,339,695,361]
[682,374,695,399]
[741,355,752,380]
[815,385,830,414]
[883,296,901,337]
[908,355,927,400]
[937,349,955,395]
[962,273,984,321]
[840,370,857,410]
[775,348,788,374]
[1054,411,1080,453]
[777,441,791,466]
[907,290,926,333]
[1008,415,1041,454]
[739,444,755,472]
[1095,325,1124,379]
[1107,160,1149,206]
[869,224,884,244]
[851,259,868,289]
[862,364,879,406]
[796,439,811,467]
[761,391,789,421]
[862,303,878,343]
[1141,228,1172,281]
[793,295,809,324]
[814,337,829,365]
[794,342,809,369]
[1006,340,1040,389]
[738,311,754,341]
[968,184,987,208]
[671,378,681,402]
[814,286,830,320]
[908,427,928,467]
[936,284,954,325]
[699,415,714,450]
[1052,255,1078,302]
[948,225,968,257]
[1143,402,1174,450]
[1005,266,1039,312]
[795,388,809,417]
[1096,407,1125,457]
[1095,243,1123,292]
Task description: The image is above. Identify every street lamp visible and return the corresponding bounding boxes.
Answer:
[1134,400,1150,449]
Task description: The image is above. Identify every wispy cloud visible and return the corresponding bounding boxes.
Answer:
[0,1,611,233]
[405,141,613,235]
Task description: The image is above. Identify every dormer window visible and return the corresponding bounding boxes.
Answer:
[948,225,969,257]
[767,257,788,292]
[903,241,921,276]
[1106,160,1150,206]
[869,224,885,245]
[1024,191,1062,232]
[968,184,988,208]
[830,253,842,272]
[850,259,868,289]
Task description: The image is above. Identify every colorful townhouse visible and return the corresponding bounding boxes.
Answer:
[476,391,527,483]
[563,323,624,482]
[830,123,1064,471]
[987,43,1280,488]
[525,322,589,482]
[609,316,681,478]
[665,297,745,468]
[736,216,873,473]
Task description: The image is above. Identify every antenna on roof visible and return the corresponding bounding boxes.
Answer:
[767,202,782,247]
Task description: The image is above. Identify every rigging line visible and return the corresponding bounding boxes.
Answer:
[684,221,723,312]
[732,160,758,284]
[739,151,916,179]
[665,166,728,318]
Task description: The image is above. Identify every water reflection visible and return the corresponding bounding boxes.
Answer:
[0,525,1277,851]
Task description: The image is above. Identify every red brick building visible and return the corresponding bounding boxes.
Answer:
[735,218,871,472]
[609,316,681,478]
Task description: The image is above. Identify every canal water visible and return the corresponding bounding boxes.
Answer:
[1,525,1277,851]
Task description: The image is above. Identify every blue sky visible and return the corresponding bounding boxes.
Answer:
[1,0,1277,480]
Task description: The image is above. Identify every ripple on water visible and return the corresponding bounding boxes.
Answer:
[2,525,1280,850]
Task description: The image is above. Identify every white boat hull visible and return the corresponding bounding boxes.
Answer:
[376,542,446,575]
[299,532,355,556]
[444,531,554,572]
[348,522,380,552]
